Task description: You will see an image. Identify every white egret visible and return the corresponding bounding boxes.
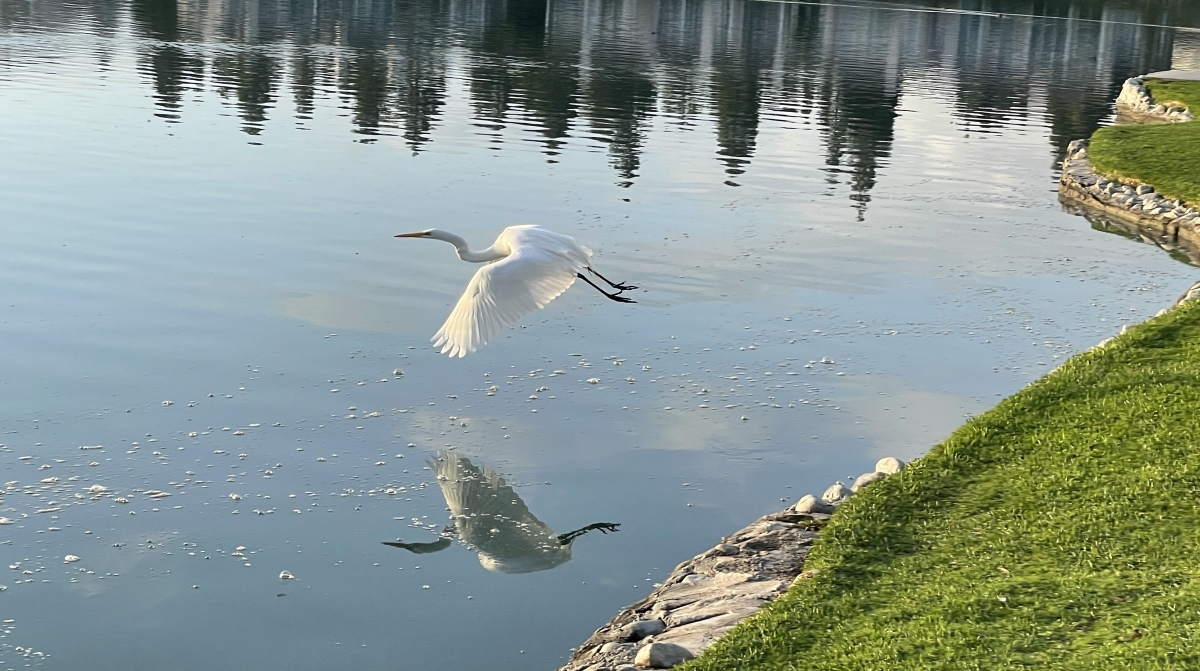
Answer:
[395,225,636,357]
[382,452,620,573]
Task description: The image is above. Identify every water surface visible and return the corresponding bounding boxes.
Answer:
[1,0,1199,668]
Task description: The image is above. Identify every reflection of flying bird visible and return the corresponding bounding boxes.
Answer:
[395,225,637,357]
[383,452,619,574]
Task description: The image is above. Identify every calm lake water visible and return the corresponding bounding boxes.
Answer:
[2,0,1199,668]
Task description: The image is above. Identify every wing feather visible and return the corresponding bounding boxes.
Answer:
[432,243,581,357]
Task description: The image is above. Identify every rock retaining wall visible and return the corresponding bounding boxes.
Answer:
[1058,139,1200,250]
[1115,77,1194,123]
[554,457,905,671]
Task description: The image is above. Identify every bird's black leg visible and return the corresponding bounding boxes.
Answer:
[557,522,621,545]
[587,267,637,291]
[577,274,636,303]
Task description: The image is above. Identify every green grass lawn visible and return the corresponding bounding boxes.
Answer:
[683,298,1200,670]
[1145,78,1200,112]
[1088,79,1200,208]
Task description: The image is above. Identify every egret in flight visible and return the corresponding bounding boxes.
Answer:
[395,225,636,357]
[382,452,620,573]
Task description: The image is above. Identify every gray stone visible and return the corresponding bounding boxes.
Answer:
[622,619,666,642]
[821,483,851,503]
[851,471,886,493]
[601,642,635,656]
[874,457,905,474]
[793,494,834,514]
[711,543,740,556]
[634,642,695,669]
[1137,184,1155,195]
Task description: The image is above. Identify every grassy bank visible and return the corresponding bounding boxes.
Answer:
[684,298,1200,670]
[1088,79,1200,208]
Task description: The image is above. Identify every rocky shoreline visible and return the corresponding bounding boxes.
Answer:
[553,457,905,671]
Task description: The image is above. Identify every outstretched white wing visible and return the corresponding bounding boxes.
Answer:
[433,244,580,357]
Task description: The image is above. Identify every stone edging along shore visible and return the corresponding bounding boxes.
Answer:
[553,457,906,671]
[1058,76,1198,250]
[1058,139,1200,244]
[1115,77,1194,123]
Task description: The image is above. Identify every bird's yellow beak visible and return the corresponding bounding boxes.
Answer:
[395,232,428,238]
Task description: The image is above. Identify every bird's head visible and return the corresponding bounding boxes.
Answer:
[395,229,435,239]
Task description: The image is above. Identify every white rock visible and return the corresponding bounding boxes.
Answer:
[621,618,666,641]
[63,555,81,564]
[821,483,851,503]
[874,457,905,474]
[851,471,886,492]
[634,642,695,668]
[793,494,834,514]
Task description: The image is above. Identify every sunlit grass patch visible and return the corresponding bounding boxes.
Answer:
[1090,122,1200,208]
[1145,78,1200,112]
[683,299,1200,670]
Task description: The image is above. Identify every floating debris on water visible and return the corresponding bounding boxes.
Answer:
[63,555,80,564]
[279,570,295,580]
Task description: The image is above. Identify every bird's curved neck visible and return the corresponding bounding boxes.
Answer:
[430,230,506,263]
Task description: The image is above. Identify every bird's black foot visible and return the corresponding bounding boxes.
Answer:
[579,273,638,303]
[557,522,622,544]
[587,268,638,292]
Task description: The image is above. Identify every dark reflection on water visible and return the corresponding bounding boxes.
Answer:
[384,452,620,574]
[1,0,1188,210]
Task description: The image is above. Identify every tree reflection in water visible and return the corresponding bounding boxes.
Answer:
[3,0,1188,213]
